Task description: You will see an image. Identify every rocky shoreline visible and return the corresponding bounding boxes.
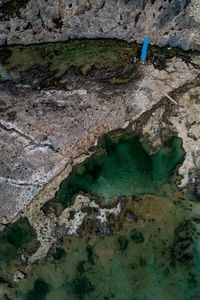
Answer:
[0,39,200,225]
[0,1,200,299]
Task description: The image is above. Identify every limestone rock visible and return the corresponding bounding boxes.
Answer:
[13,270,25,282]
[0,0,200,50]
[0,53,200,223]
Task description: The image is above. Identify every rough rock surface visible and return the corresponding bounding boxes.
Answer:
[0,0,200,50]
[0,53,200,224]
[169,87,200,188]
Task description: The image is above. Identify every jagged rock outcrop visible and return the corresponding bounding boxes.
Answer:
[0,0,200,50]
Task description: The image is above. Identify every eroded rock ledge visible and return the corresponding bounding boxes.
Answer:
[0,39,200,224]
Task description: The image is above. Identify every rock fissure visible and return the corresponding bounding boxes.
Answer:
[0,121,34,142]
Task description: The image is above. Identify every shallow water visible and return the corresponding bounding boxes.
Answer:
[0,218,38,282]
[13,194,200,300]
[0,133,199,300]
[47,134,185,213]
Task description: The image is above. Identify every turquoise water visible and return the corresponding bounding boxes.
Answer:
[47,134,184,213]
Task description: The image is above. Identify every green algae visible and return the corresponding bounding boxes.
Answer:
[118,235,129,250]
[130,229,144,243]
[9,194,200,300]
[24,279,50,300]
[70,275,95,299]
[45,134,185,214]
[52,247,66,261]
[170,220,197,268]
[0,218,38,282]
[0,39,139,85]
[0,39,193,87]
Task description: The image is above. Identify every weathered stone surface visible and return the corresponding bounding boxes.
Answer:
[0,53,200,223]
[169,86,200,188]
[0,0,200,50]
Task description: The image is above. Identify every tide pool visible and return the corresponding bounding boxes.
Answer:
[47,134,184,214]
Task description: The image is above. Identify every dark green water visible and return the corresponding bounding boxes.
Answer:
[0,218,38,282]
[46,134,185,214]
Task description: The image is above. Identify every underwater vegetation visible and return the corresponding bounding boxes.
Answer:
[0,39,139,86]
[0,131,199,300]
[9,194,200,300]
[0,38,193,88]
[0,218,38,282]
